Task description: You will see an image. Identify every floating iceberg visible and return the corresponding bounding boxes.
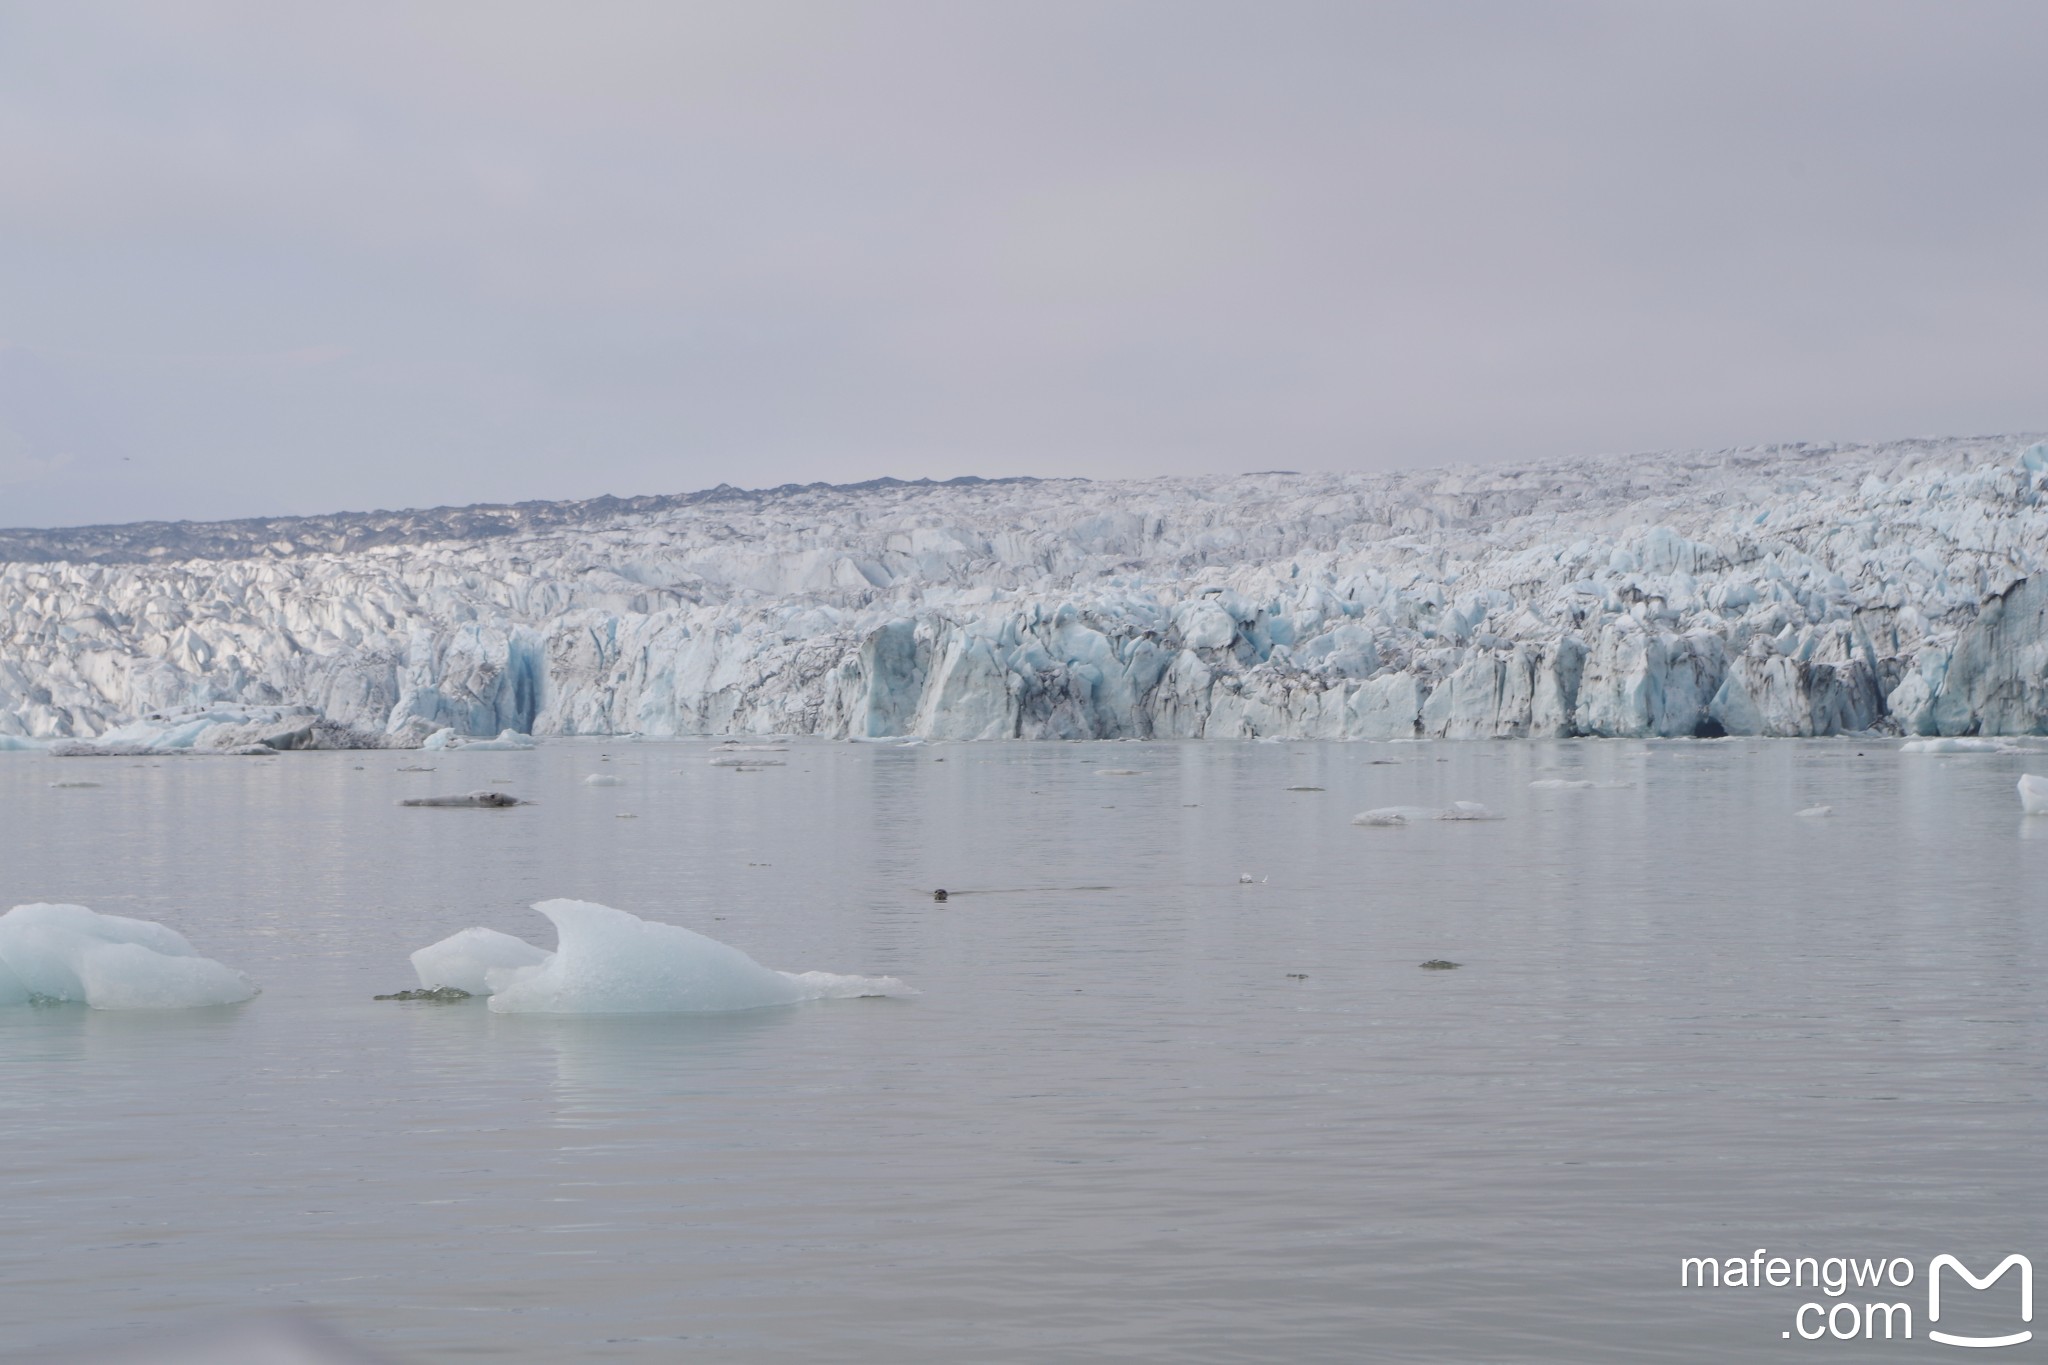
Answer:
[410,927,553,995]
[0,903,258,1008]
[1529,779,1597,790]
[0,734,47,751]
[1797,804,1834,817]
[422,728,538,751]
[411,899,913,1014]
[582,774,625,787]
[1352,800,1503,826]
[1899,737,2021,754]
[2019,775,2048,815]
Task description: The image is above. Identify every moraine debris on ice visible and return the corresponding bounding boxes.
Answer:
[46,704,398,755]
[399,790,526,808]
[9,436,2048,745]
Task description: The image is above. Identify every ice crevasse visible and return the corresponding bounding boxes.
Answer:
[0,903,259,1008]
[9,435,2048,744]
[411,900,914,1014]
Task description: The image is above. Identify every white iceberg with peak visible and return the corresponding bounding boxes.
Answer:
[408,900,913,1014]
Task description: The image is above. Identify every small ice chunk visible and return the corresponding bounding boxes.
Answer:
[1353,801,1502,825]
[1900,737,2018,754]
[1529,779,1596,789]
[1096,768,1144,776]
[583,774,625,787]
[1796,804,1834,818]
[466,729,538,750]
[0,903,257,1008]
[423,728,537,752]
[710,755,784,767]
[481,899,914,1014]
[2019,774,2048,815]
[410,927,553,995]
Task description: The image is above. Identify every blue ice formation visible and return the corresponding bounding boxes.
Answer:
[0,903,258,1008]
[10,435,2048,743]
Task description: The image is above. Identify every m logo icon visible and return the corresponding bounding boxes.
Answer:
[1928,1254,2032,1349]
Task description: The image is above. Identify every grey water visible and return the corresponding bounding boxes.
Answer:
[2,739,2044,1362]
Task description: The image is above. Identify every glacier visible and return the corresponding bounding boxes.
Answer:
[6,436,2048,743]
[409,900,913,1013]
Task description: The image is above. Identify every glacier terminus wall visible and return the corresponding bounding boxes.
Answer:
[6,435,2048,744]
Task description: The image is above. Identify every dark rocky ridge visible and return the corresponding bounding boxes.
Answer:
[0,475,1041,565]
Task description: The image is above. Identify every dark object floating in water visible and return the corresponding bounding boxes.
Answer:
[1286,972,1308,980]
[400,790,524,808]
[1286,786,1325,792]
[374,986,473,1002]
[931,884,1114,899]
[1419,959,1462,970]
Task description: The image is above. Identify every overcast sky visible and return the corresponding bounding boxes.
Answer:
[0,1,2043,527]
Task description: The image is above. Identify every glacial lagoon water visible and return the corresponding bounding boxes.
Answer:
[3,738,2045,1362]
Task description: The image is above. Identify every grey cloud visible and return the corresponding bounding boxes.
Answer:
[0,0,2042,526]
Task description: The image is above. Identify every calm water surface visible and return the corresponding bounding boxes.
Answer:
[2,739,2044,1362]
